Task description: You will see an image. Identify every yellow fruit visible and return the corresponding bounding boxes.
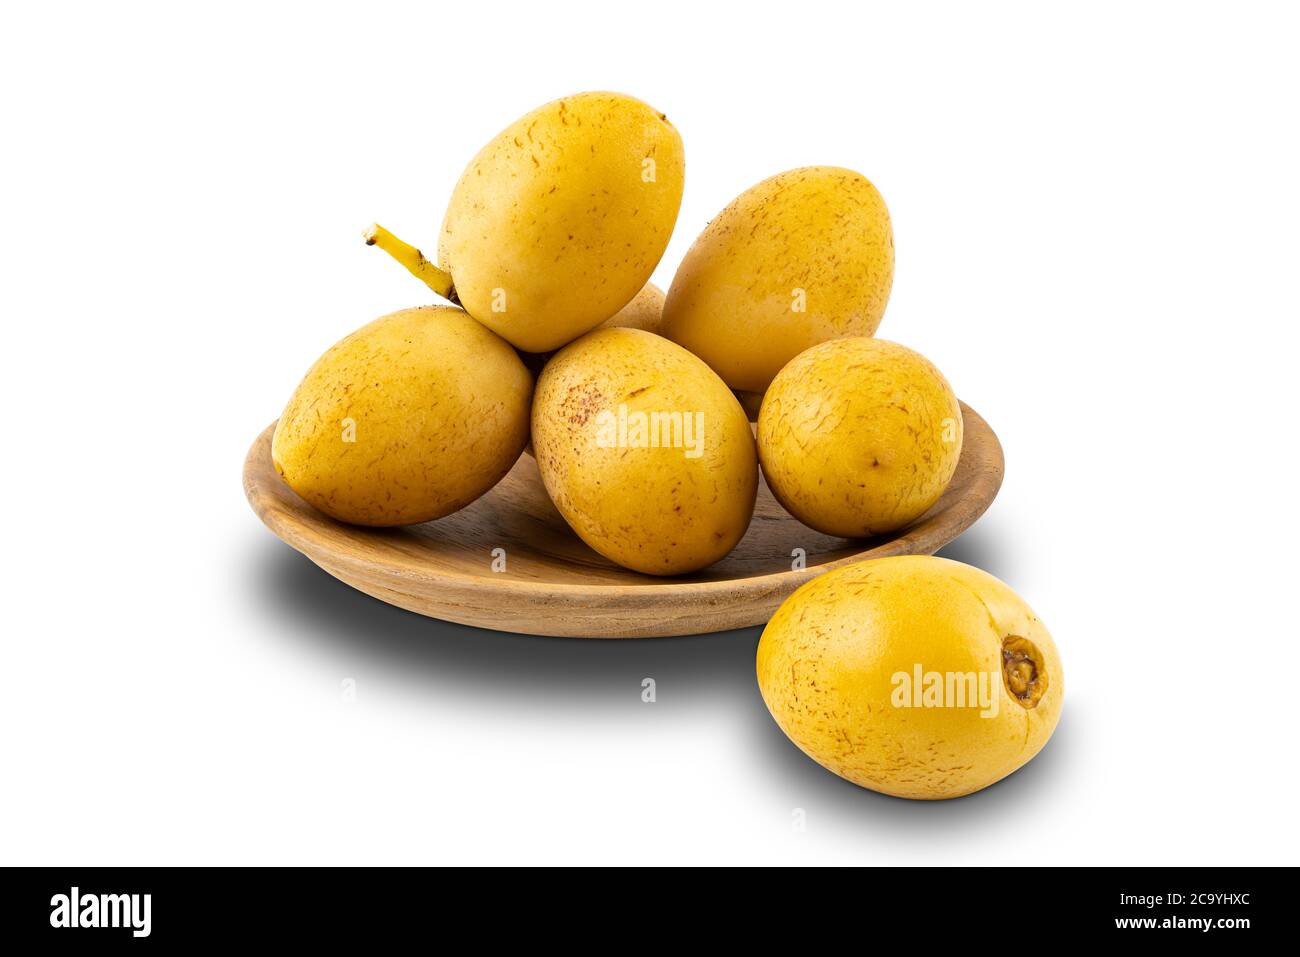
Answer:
[758,338,962,537]
[597,282,665,334]
[532,328,758,575]
[367,91,684,353]
[661,166,893,392]
[757,556,1064,799]
[272,306,532,526]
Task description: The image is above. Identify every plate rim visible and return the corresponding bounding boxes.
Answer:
[244,401,1004,602]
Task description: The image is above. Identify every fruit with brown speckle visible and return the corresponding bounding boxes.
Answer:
[661,166,893,392]
[758,337,962,538]
[368,92,684,353]
[757,555,1064,799]
[272,306,532,526]
[531,327,757,574]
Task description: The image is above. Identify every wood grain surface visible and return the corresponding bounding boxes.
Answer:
[244,402,1004,637]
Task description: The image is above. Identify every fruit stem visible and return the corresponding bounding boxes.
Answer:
[363,223,458,303]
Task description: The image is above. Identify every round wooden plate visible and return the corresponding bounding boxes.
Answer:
[244,402,1003,638]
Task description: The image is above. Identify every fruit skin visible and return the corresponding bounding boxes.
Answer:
[272,306,532,526]
[757,556,1064,800]
[438,91,685,353]
[518,283,666,457]
[532,327,758,575]
[597,282,665,334]
[758,337,962,538]
[661,166,893,392]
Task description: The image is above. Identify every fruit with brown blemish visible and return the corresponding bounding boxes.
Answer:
[271,306,532,526]
[366,91,684,353]
[758,337,962,538]
[756,555,1064,800]
[531,327,758,575]
[660,166,893,392]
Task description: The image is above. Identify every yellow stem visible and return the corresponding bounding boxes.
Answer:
[363,224,457,302]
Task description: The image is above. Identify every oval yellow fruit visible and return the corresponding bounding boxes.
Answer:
[758,337,962,538]
[757,556,1064,799]
[271,306,532,526]
[661,166,893,392]
[438,91,685,353]
[532,328,758,575]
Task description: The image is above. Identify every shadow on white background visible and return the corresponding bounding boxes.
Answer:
[248,516,1077,845]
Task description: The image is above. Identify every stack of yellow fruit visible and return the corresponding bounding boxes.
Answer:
[269,90,1063,800]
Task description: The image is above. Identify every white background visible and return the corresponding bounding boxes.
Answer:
[2,1,1297,865]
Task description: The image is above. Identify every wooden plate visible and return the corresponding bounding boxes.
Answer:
[244,402,1003,638]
